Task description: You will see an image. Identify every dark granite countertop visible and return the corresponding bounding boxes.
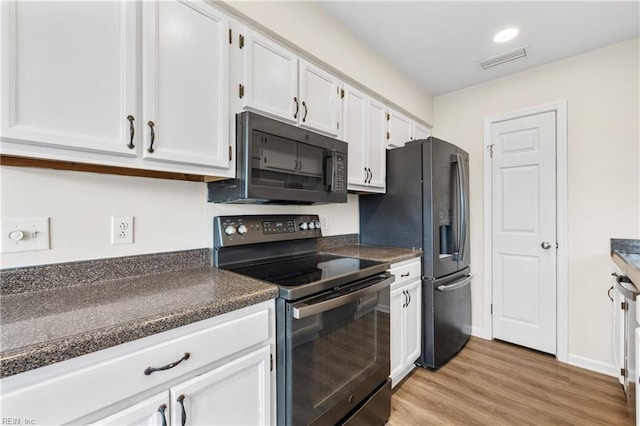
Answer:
[0,255,277,378]
[612,239,640,289]
[0,241,417,378]
[323,244,422,264]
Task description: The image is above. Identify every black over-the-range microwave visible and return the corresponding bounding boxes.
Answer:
[207,112,348,204]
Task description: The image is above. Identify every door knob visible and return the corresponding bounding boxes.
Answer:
[541,241,552,249]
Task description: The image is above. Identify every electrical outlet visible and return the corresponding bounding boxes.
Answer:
[111,216,133,244]
[320,215,329,231]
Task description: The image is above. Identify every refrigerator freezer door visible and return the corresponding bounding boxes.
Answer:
[418,269,472,369]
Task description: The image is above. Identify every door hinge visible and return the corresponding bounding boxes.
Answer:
[490,303,493,314]
[340,88,345,99]
[239,84,244,98]
[228,29,232,44]
[386,112,390,121]
[239,34,245,49]
[337,122,339,130]
[622,301,629,311]
[621,367,627,377]
[270,353,273,371]
[228,145,232,161]
[487,144,495,158]
[386,132,390,140]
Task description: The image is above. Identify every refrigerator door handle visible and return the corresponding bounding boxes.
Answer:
[437,274,473,292]
[453,153,465,261]
[458,152,468,263]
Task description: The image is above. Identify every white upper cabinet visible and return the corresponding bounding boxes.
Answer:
[141,0,230,171]
[298,60,341,137]
[241,30,298,124]
[1,0,234,178]
[387,108,413,148]
[240,29,341,137]
[342,84,385,193]
[1,1,138,158]
[412,121,431,141]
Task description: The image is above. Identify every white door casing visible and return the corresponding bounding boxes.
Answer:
[490,110,557,355]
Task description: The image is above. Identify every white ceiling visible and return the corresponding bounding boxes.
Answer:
[316,1,640,96]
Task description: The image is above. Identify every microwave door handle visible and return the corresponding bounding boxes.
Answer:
[325,149,337,191]
[292,276,393,319]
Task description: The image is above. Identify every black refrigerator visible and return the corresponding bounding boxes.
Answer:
[360,137,471,369]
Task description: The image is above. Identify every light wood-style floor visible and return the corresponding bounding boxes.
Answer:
[388,337,633,425]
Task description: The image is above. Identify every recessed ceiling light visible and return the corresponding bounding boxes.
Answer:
[494,28,519,43]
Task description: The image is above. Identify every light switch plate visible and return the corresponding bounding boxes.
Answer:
[1,217,50,253]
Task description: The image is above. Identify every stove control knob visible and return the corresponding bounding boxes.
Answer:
[299,222,308,230]
[224,225,236,236]
[308,222,315,230]
[314,221,321,229]
[237,224,248,235]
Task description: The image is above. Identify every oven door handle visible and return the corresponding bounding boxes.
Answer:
[292,275,394,319]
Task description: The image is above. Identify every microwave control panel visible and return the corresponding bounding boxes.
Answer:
[334,153,346,193]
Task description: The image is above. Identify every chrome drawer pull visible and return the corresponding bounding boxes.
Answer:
[400,272,410,277]
[144,352,190,375]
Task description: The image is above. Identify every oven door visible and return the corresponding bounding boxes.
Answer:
[283,273,392,426]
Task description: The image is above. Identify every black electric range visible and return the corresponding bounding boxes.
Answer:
[213,214,393,426]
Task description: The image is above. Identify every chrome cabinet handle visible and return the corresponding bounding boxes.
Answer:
[126,115,135,149]
[177,395,187,426]
[366,168,372,184]
[541,241,552,249]
[364,167,368,183]
[294,97,299,119]
[302,101,308,122]
[144,352,190,375]
[402,290,407,308]
[157,404,168,426]
[401,272,410,278]
[147,121,156,153]
[407,290,411,306]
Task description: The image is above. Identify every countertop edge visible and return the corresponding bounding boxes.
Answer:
[612,251,640,290]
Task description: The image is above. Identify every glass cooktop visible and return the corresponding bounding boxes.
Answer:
[228,253,384,288]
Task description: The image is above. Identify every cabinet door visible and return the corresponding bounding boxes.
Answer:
[170,346,271,426]
[412,122,431,141]
[387,108,412,148]
[91,392,169,426]
[403,279,422,366]
[242,30,298,124]
[142,0,231,173]
[299,60,340,137]
[342,85,368,188]
[366,99,387,191]
[390,286,405,387]
[1,1,138,158]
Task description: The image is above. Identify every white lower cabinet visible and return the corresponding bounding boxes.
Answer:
[0,300,275,425]
[389,258,422,388]
[96,346,270,426]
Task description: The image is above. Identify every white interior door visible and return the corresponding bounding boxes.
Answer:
[491,111,557,354]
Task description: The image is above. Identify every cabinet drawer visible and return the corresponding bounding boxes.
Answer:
[389,258,421,288]
[0,302,272,425]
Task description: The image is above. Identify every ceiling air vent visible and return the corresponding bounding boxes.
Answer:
[477,47,527,70]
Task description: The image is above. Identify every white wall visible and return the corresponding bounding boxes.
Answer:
[0,1,432,269]
[433,39,640,370]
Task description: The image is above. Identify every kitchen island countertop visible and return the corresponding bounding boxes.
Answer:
[611,238,640,288]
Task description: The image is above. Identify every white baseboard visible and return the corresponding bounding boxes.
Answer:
[567,353,617,377]
[471,326,491,340]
